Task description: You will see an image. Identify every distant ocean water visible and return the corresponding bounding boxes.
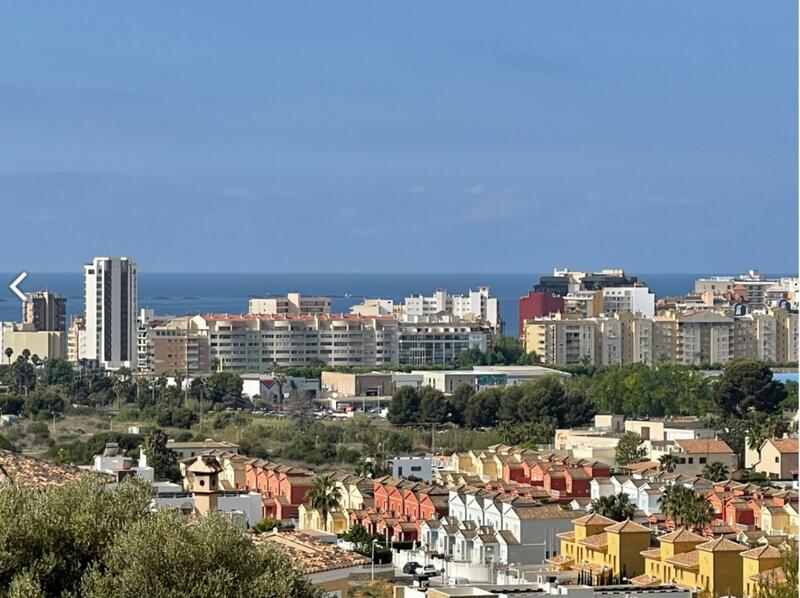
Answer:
[0,272,791,336]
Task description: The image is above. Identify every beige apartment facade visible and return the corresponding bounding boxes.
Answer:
[248,292,331,316]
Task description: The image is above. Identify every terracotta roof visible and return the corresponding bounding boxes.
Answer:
[697,537,746,552]
[665,550,700,569]
[640,548,663,559]
[573,513,617,526]
[255,531,369,574]
[765,438,799,454]
[658,528,705,544]
[557,531,575,541]
[605,519,650,534]
[750,567,787,584]
[741,545,782,560]
[513,504,581,520]
[497,530,519,544]
[0,450,99,489]
[629,574,661,587]
[579,532,608,548]
[626,461,659,471]
[546,554,573,565]
[675,439,733,454]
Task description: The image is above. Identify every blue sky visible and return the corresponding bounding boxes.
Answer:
[0,2,796,273]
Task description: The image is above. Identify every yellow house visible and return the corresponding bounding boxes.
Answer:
[297,504,349,535]
[553,514,650,581]
[637,530,746,596]
[760,504,792,536]
[451,452,477,474]
[784,502,798,536]
[741,545,782,598]
[331,476,373,511]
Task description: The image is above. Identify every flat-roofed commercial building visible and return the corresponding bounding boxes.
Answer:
[1,323,66,361]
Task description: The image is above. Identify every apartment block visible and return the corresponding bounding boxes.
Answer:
[601,286,655,318]
[137,316,211,376]
[67,315,86,363]
[524,315,598,366]
[248,292,331,316]
[402,287,501,334]
[22,291,66,332]
[84,257,138,369]
[398,321,491,365]
[190,314,399,370]
[518,291,564,338]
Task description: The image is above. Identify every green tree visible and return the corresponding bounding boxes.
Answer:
[0,477,152,595]
[3,347,12,365]
[419,387,448,424]
[42,358,74,385]
[711,360,786,417]
[448,383,475,425]
[591,492,635,521]
[658,484,713,531]
[387,387,420,425]
[307,477,341,532]
[497,385,522,424]
[615,432,646,466]
[205,372,244,404]
[463,388,502,428]
[700,461,730,483]
[285,388,314,427]
[81,510,317,598]
[142,429,180,482]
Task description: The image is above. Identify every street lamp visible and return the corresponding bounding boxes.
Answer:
[371,539,379,581]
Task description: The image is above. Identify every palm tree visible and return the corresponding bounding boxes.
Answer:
[307,477,341,532]
[659,484,713,532]
[701,461,730,483]
[591,492,635,521]
[21,349,30,362]
[658,454,678,473]
[4,347,12,365]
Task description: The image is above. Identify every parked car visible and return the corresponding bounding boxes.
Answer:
[448,577,470,586]
[421,564,438,576]
[402,561,421,574]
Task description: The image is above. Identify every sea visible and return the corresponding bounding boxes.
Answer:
[0,272,791,336]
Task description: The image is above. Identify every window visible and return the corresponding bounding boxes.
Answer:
[699,457,707,464]
[688,458,694,464]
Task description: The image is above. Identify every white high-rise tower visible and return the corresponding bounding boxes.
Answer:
[84,257,137,369]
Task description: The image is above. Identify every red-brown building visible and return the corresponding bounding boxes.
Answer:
[518,291,564,337]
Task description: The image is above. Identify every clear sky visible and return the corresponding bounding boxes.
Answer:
[0,1,796,273]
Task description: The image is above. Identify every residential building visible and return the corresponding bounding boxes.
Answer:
[754,439,799,481]
[652,439,738,476]
[401,287,501,334]
[391,456,433,483]
[248,292,331,316]
[137,316,211,376]
[349,298,395,317]
[22,290,66,332]
[190,313,399,370]
[398,321,491,365]
[256,531,370,598]
[535,269,643,297]
[518,291,564,338]
[742,545,784,598]
[554,514,652,582]
[695,270,798,311]
[638,531,748,597]
[601,286,655,318]
[524,314,598,366]
[84,256,138,369]
[1,322,66,361]
[67,315,86,363]
[162,439,239,461]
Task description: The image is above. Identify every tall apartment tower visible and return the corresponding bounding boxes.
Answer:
[84,257,138,369]
[23,291,67,332]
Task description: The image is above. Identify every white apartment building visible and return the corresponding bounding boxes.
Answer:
[695,270,799,310]
[601,286,655,317]
[398,322,491,365]
[84,257,138,369]
[190,314,399,370]
[402,287,501,334]
[248,292,331,316]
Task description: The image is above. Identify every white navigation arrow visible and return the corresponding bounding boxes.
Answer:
[9,272,27,301]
